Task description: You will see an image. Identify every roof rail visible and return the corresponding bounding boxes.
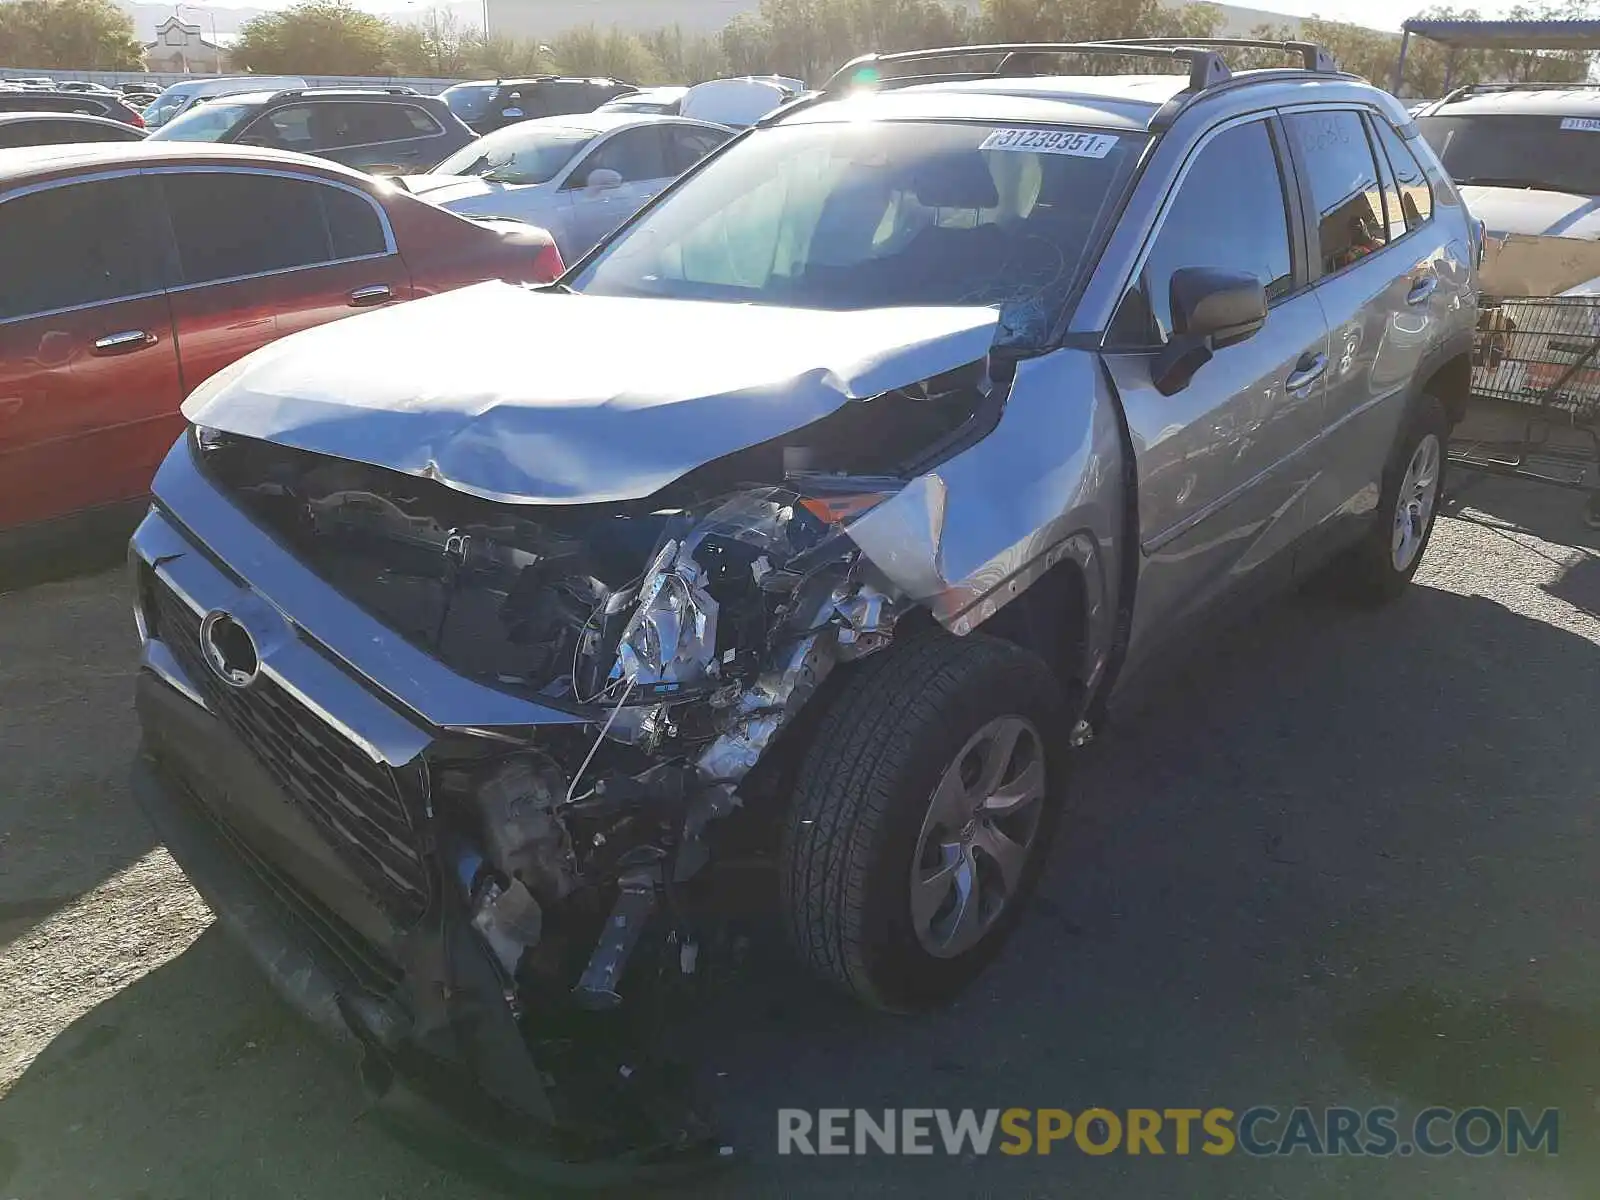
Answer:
[1090,37,1339,73]
[275,85,420,99]
[822,42,1234,95]
[1441,79,1600,103]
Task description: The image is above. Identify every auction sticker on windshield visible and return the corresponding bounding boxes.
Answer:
[1560,117,1600,132]
[980,128,1118,158]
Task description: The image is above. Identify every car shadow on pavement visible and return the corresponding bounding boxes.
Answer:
[4,578,1600,1199]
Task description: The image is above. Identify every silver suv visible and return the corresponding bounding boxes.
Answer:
[129,39,1478,1174]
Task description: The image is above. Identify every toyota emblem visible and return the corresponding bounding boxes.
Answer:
[199,610,260,689]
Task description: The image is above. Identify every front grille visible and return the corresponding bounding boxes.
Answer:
[165,764,406,1002]
[148,569,431,926]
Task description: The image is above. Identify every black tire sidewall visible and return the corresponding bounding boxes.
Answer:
[1378,393,1449,587]
[818,638,1067,1011]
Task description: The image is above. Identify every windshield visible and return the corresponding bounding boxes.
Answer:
[574,119,1145,348]
[149,99,259,142]
[142,93,188,128]
[1419,114,1600,196]
[431,124,596,184]
[441,83,498,122]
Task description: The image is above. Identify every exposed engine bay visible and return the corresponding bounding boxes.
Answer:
[186,358,999,1159]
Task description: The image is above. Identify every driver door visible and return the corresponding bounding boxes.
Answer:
[1099,116,1331,669]
[560,126,671,258]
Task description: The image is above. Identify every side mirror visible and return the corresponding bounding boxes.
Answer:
[586,167,622,191]
[1152,266,1268,396]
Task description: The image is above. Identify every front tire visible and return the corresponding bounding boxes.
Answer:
[1336,392,1448,604]
[778,631,1067,1012]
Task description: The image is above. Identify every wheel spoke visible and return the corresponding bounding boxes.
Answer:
[926,765,973,829]
[973,718,1026,798]
[981,755,1045,816]
[970,819,1029,897]
[911,842,962,931]
[939,852,984,956]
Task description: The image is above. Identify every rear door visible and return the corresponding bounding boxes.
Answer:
[0,173,180,530]
[153,168,411,396]
[1281,108,1451,553]
[1101,116,1330,665]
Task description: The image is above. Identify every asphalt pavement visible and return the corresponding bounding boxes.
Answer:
[2,471,1598,1199]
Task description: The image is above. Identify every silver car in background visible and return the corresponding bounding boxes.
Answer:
[397,111,734,259]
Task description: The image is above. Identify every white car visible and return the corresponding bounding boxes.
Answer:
[398,112,734,260]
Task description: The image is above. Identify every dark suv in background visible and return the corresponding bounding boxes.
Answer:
[148,86,475,174]
[440,76,637,134]
[0,89,146,127]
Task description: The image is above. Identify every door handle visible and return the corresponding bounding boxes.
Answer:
[1406,276,1439,306]
[348,285,394,307]
[1285,352,1328,393]
[92,329,155,355]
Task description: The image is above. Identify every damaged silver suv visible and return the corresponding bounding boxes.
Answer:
[130,40,1478,1178]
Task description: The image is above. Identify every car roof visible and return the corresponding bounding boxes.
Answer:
[1421,86,1600,116]
[492,111,716,136]
[0,140,374,188]
[0,111,136,128]
[774,68,1402,132]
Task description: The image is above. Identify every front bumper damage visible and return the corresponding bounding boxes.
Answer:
[129,298,1126,1175]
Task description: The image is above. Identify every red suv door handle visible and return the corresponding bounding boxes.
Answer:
[92,329,155,355]
[348,285,394,307]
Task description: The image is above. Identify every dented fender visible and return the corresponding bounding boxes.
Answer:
[847,348,1125,700]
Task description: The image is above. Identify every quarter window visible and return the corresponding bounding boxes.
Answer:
[1371,117,1433,230]
[1110,119,1294,346]
[1285,110,1390,274]
[0,176,160,319]
[160,172,387,284]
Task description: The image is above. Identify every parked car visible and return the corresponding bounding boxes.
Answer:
[0,112,146,147]
[147,86,474,175]
[129,38,1477,1178]
[142,74,308,129]
[1416,83,1600,295]
[0,142,562,561]
[400,112,733,258]
[594,85,688,115]
[0,90,145,127]
[8,77,56,90]
[439,75,636,134]
[55,80,118,95]
[119,81,160,96]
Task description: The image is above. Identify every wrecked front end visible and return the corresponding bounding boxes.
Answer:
[128,302,1032,1176]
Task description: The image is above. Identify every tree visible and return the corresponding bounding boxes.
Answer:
[0,0,142,70]
[549,24,662,81]
[389,6,473,78]
[233,0,395,76]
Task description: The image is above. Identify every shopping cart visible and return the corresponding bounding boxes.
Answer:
[1452,294,1600,498]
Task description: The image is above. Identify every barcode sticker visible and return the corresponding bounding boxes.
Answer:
[980,128,1119,158]
[1560,117,1600,132]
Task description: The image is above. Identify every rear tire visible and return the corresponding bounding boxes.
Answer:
[778,631,1067,1012]
[1334,392,1448,605]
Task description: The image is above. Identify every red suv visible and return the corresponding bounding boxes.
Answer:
[0,143,563,563]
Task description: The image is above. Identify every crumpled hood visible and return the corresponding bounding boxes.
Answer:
[182,282,1000,505]
[1461,184,1600,239]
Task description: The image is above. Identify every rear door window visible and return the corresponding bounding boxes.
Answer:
[664,124,730,173]
[1284,110,1390,275]
[1370,118,1433,230]
[159,172,387,284]
[0,176,161,319]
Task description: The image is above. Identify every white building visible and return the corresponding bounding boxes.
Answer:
[144,16,235,74]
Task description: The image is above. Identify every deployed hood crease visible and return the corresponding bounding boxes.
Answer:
[183,284,1000,506]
